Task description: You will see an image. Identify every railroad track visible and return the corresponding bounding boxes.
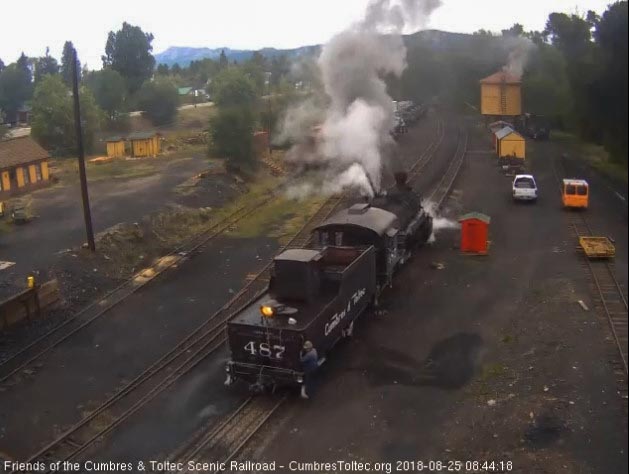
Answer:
[167,119,463,470]
[16,117,447,472]
[15,186,349,473]
[0,195,276,387]
[407,119,445,183]
[1,118,444,389]
[428,126,468,208]
[167,396,285,474]
[552,156,628,398]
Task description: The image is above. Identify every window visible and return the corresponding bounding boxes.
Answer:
[577,185,588,196]
[565,184,576,195]
[321,232,329,246]
[335,232,343,246]
[22,168,30,185]
[515,177,535,189]
[35,164,42,181]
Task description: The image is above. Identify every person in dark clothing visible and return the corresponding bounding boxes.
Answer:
[299,340,318,399]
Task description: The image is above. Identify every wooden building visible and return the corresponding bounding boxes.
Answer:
[0,136,50,198]
[127,131,161,158]
[105,136,126,158]
[480,71,522,117]
[495,127,525,159]
[489,120,514,151]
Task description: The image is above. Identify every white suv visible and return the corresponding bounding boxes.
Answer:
[512,174,538,202]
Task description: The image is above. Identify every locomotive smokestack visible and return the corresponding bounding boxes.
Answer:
[394,171,409,187]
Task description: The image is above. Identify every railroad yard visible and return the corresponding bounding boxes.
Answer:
[1,110,627,473]
[1,1,628,473]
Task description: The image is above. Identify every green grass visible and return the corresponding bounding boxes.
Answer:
[149,169,283,246]
[551,131,628,185]
[229,194,325,241]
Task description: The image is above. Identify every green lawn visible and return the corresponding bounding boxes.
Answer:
[551,131,627,185]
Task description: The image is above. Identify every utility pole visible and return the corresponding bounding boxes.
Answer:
[71,47,95,251]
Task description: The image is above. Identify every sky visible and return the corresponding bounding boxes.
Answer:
[0,0,615,69]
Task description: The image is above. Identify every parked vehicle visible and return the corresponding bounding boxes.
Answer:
[512,174,538,202]
[562,178,589,209]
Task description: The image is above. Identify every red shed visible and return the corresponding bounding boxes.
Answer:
[459,212,491,255]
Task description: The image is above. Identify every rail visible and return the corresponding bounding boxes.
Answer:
[166,119,463,470]
[0,195,275,386]
[19,117,448,471]
[428,126,468,208]
[552,156,628,385]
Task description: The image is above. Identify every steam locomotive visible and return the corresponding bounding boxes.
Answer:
[225,173,433,391]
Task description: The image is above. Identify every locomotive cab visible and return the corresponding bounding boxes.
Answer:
[313,176,432,288]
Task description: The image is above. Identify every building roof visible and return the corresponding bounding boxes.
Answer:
[459,212,491,224]
[127,131,159,141]
[480,70,522,84]
[316,205,398,237]
[495,126,523,140]
[177,87,193,95]
[489,120,514,132]
[0,136,49,169]
[105,136,126,142]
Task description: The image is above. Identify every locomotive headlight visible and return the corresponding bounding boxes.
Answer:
[260,305,275,318]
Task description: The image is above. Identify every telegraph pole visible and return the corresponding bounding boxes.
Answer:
[71,47,95,251]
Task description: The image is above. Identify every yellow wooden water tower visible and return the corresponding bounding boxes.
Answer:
[480,71,521,117]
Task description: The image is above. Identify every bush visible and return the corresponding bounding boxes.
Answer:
[137,78,179,126]
[209,106,255,168]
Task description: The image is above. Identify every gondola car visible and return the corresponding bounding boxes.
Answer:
[225,172,433,391]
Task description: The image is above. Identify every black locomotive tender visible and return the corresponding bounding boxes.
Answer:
[225,173,433,391]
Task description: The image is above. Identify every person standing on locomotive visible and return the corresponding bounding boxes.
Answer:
[300,341,318,399]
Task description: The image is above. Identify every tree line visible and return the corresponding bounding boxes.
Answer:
[392,1,627,165]
[0,21,298,161]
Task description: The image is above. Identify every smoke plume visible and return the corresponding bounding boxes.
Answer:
[282,0,442,198]
[502,36,536,78]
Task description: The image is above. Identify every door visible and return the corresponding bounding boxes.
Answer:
[8,169,19,190]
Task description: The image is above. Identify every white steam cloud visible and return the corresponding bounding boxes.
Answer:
[502,36,536,78]
[282,0,443,198]
[423,200,460,243]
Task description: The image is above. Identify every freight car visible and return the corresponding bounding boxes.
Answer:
[225,173,433,391]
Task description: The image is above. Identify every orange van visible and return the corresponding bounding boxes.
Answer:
[562,179,589,209]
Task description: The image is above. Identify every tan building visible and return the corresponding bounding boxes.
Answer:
[127,131,161,158]
[0,136,51,198]
[495,127,525,159]
[480,71,522,117]
[105,136,126,158]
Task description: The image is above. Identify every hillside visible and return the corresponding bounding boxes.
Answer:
[155,44,320,66]
[154,30,480,66]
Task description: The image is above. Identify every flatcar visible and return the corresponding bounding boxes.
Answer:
[225,172,433,391]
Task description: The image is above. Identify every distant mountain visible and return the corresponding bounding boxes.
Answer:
[154,30,491,68]
[154,45,320,67]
